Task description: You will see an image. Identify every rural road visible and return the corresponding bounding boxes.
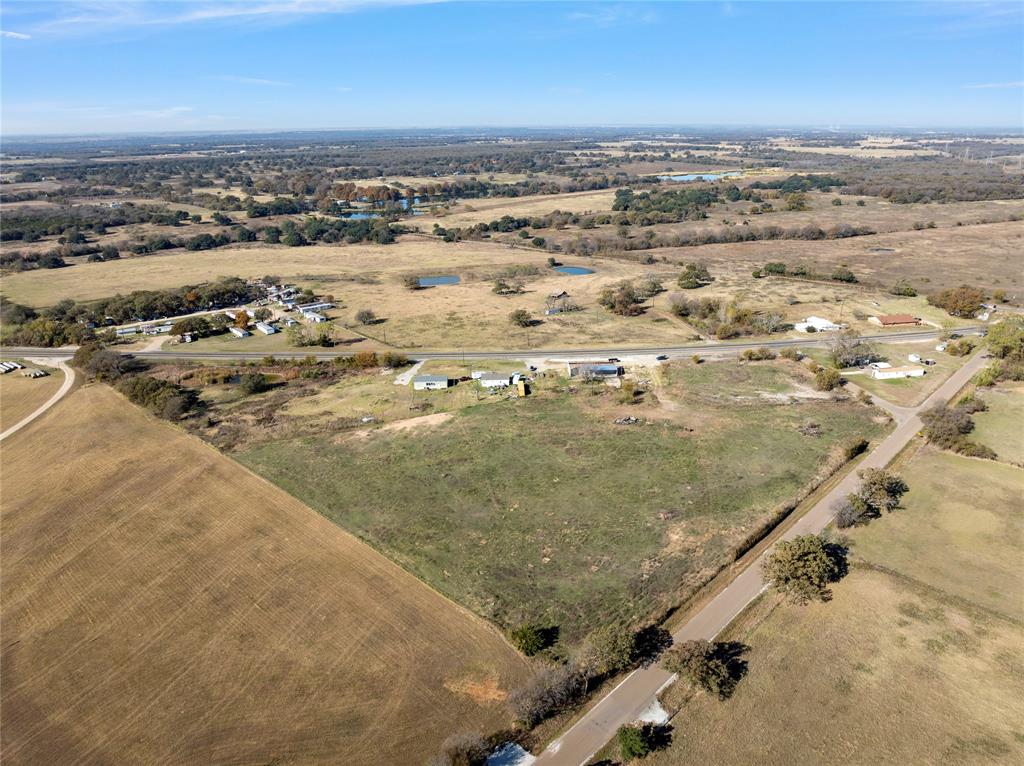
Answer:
[0,327,980,364]
[535,351,990,766]
[0,359,76,443]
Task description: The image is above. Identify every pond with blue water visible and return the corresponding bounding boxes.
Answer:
[554,265,595,276]
[418,275,461,287]
[658,171,742,182]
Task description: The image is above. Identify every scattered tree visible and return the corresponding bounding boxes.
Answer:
[355,309,377,325]
[677,262,713,289]
[928,285,985,318]
[763,534,846,604]
[509,308,533,327]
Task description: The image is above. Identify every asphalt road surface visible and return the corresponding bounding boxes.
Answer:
[534,351,990,766]
[1,327,979,363]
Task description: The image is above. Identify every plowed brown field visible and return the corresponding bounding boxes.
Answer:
[0,384,528,765]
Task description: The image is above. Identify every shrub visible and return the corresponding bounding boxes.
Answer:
[429,731,489,766]
[403,275,421,290]
[763,535,845,603]
[779,348,802,361]
[355,308,376,325]
[508,623,546,656]
[815,367,842,391]
[889,280,917,297]
[238,372,269,395]
[947,338,975,356]
[677,262,713,289]
[509,308,533,327]
[740,347,776,361]
[663,640,740,699]
[507,663,586,727]
[579,623,637,677]
[115,375,198,420]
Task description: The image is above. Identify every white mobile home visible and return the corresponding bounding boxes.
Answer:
[303,311,327,323]
[478,372,512,388]
[412,374,450,391]
[229,326,251,338]
[255,321,277,335]
[871,365,925,380]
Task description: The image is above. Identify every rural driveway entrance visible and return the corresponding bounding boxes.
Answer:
[535,351,990,765]
[0,359,76,443]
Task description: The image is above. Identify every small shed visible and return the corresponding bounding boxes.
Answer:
[412,374,450,391]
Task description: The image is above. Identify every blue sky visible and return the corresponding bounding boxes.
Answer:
[1,1,1022,134]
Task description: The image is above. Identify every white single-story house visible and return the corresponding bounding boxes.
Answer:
[284,317,298,327]
[478,372,512,388]
[412,374,450,390]
[297,301,334,312]
[795,316,842,333]
[255,321,277,335]
[229,326,251,338]
[303,311,327,323]
[871,365,925,380]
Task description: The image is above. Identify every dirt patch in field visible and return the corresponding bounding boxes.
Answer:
[443,673,509,705]
[339,410,453,441]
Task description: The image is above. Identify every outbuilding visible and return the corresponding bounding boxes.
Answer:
[871,365,925,380]
[869,314,920,327]
[794,316,841,333]
[412,374,450,391]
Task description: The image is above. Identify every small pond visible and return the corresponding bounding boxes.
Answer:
[658,171,742,182]
[554,265,595,276]
[419,275,461,286]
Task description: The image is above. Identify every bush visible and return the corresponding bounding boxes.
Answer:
[507,663,586,727]
[403,275,421,290]
[508,623,546,656]
[740,347,776,361]
[355,309,376,325]
[509,308,533,327]
[579,623,637,676]
[947,338,975,357]
[763,535,845,603]
[115,375,198,420]
[779,348,802,361]
[677,262,713,289]
[920,402,997,459]
[239,372,269,395]
[663,640,745,699]
[815,367,842,391]
[429,731,489,766]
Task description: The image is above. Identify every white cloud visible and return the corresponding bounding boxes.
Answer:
[567,5,657,28]
[2,30,32,39]
[333,85,354,92]
[962,81,1024,90]
[212,75,293,86]
[30,0,448,37]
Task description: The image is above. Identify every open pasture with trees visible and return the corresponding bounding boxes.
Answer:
[0,384,529,765]
[643,442,1024,766]
[232,359,885,644]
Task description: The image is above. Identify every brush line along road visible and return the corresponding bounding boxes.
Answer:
[534,351,990,765]
[1,327,980,363]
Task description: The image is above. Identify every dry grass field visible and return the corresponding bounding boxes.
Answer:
[0,362,61,430]
[0,385,529,765]
[414,189,617,228]
[638,442,1024,766]
[972,384,1024,465]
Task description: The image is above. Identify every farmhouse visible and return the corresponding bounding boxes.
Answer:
[794,316,842,333]
[255,321,277,335]
[869,314,920,327]
[229,326,251,338]
[412,374,450,390]
[871,365,925,380]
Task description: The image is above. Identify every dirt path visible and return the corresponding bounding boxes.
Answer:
[535,351,990,766]
[0,359,75,443]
